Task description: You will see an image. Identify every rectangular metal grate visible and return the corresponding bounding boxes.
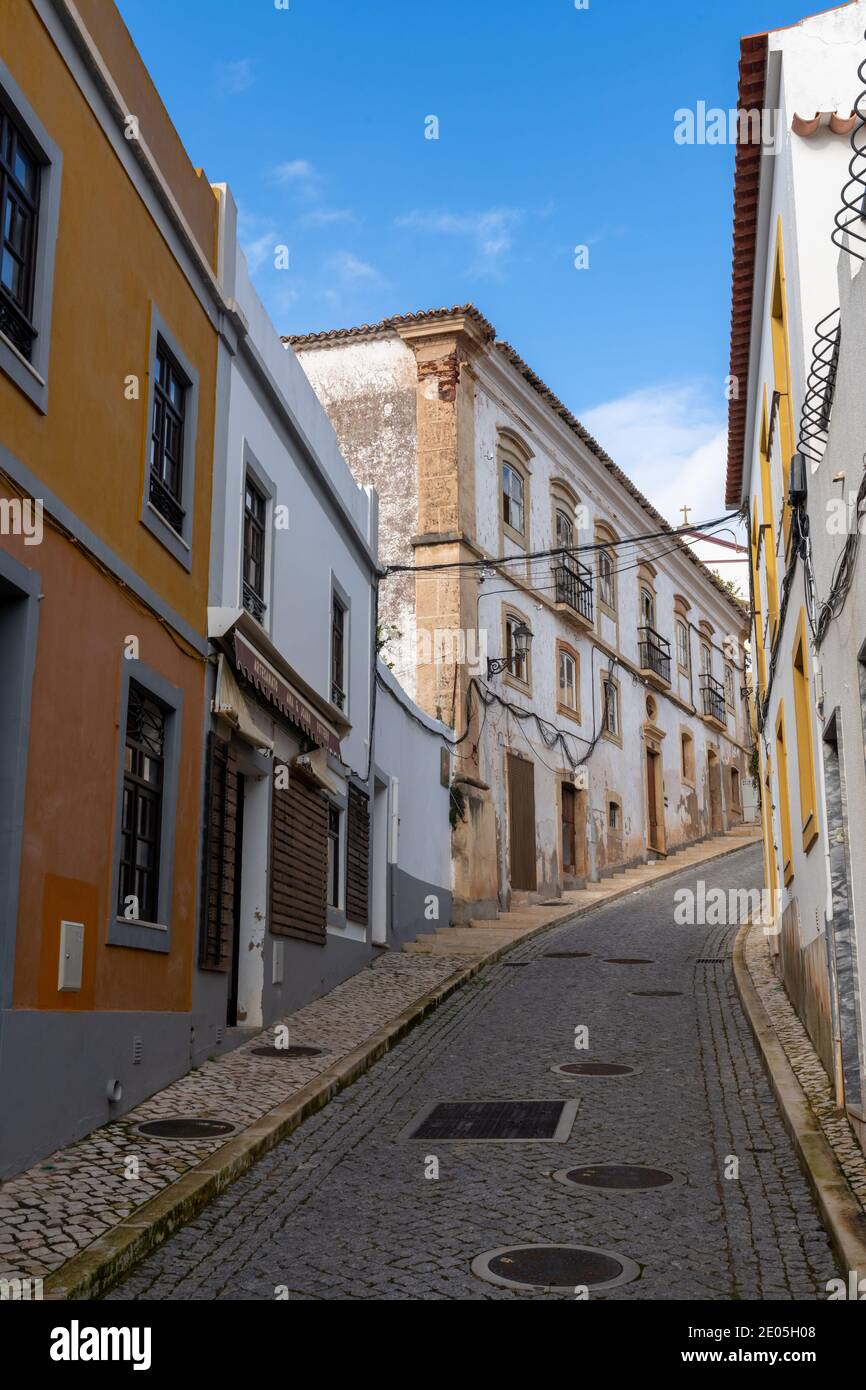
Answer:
[406,1099,578,1142]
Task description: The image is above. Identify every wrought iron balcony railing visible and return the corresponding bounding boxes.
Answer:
[331,682,346,711]
[553,559,594,624]
[242,581,267,624]
[700,673,727,725]
[0,287,37,361]
[148,471,185,535]
[638,625,672,684]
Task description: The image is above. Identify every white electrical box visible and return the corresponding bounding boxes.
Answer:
[272,939,285,986]
[58,921,85,992]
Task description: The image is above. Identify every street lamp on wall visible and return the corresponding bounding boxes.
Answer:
[487,621,533,678]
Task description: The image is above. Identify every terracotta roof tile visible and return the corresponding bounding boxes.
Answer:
[726,32,769,509]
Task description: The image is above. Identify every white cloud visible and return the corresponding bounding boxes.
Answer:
[237,209,283,275]
[580,381,748,583]
[326,250,380,283]
[214,59,256,95]
[395,206,524,273]
[271,159,323,201]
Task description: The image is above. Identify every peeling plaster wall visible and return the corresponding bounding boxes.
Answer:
[293,337,420,698]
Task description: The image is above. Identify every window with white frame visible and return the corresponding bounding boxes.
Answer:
[603,677,619,737]
[598,548,615,611]
[724,665,735,708]
[676,621,690,672]
[558,647,577,711]
[502,460,525,537]
[505,613,530,685]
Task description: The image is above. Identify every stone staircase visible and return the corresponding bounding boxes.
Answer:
[402,827,761,960]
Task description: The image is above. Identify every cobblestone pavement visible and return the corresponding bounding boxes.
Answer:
[109,844,839,1301]
[745,926,866,1210]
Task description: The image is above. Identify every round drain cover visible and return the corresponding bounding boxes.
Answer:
[136,1118,238,1140]
[630,990,683,998]
[552,1061,638,1078]
[251,1045,325,1058]
[544,952,592,960]
[553,1164,680,1193]
[604,957,654,965]
[473,1243,639,1293]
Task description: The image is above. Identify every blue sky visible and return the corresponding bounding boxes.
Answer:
[116,0,827,537]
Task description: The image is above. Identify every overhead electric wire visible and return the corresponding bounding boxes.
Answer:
[382,511,742,577]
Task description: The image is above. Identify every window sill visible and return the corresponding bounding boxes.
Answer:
[557,702,582,725]
[0,327,48,413]
[108,915,170,953]
[141,499,193,572]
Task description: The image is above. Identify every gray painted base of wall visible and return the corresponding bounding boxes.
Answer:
[0,1007,192,1179]
[390,866,453,948]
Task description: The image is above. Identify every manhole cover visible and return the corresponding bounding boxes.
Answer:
[630,990,683,998]
[472,1243,640,1292]
[251,1044,325,1058]
[604,957,655,965]
[135,1117,238,1140]
[551,1061,639,1078]
[544,951,592,959]
[403,1099,579,1142]
[552,1164,681,1193]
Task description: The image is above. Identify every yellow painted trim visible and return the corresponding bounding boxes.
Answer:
[759,386,780,646]
[771,220,795,551]
[792,608,819,853]
[751,498,767,693]
[775,702,795,887]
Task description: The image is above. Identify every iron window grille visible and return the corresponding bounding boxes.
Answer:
[327,803,341,909]
[149,339,188,534]
[118,684,167,923]
[0,100,40,360]
[638,626,672,684]
[700,673,727,726]
[242,476,267,622]
[554,558,594,623]
[331,595,346,709]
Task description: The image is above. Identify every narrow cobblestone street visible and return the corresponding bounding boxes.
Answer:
[109,845,838,1302]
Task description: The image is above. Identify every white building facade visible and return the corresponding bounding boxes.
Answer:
[291,308,752,922]
[726,1,866,1110]
[192,191,452,1056]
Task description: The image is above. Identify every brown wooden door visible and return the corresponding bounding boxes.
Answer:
[561,783,576,873]
[647,748,660,850]
[508,754,537,891]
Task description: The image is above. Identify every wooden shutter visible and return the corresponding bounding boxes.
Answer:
[345,784,370,926]
[270,773,328,944]
[199,734,238,972]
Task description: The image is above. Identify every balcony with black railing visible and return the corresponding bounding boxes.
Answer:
[638,625,672,685]
[0,287,37,361]
[148,471,185,535]
[242,580,267,625]
[554,559,594,626]
[700,673,727,727]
